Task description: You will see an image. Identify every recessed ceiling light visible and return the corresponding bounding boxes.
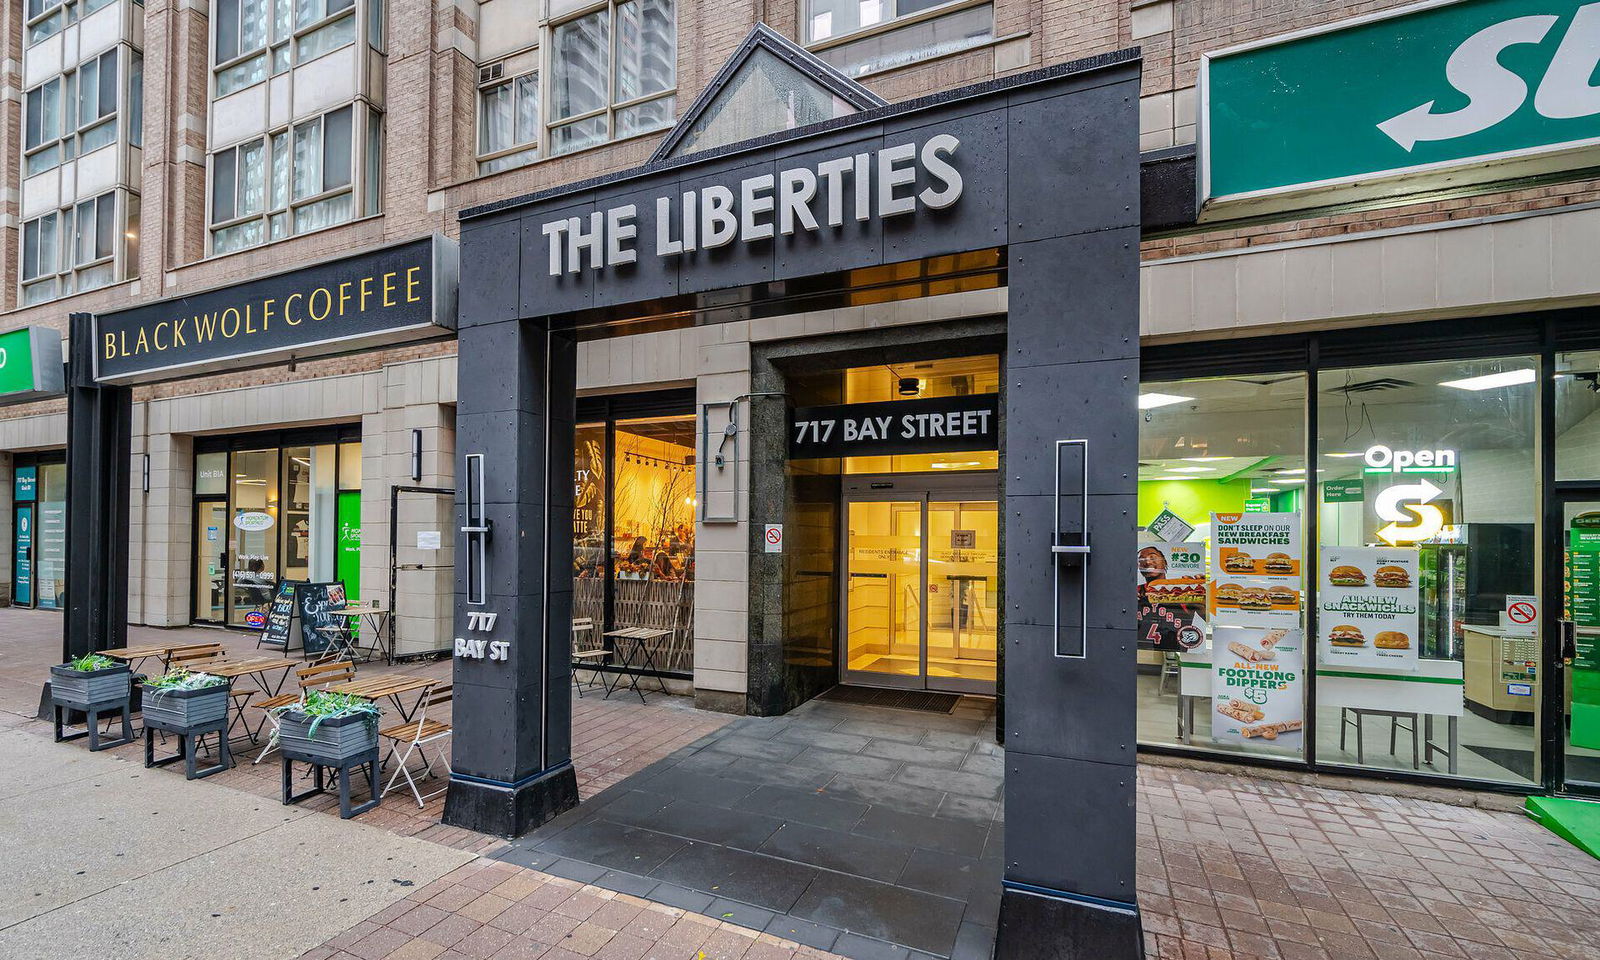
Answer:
[1275,468,1306,475]
[1325,452,1364,458]
[1250,487,1275,494]
[1439,369,1535,391]
[1167,466,1214,473]
[1138,393,1193,410]
[1269,478,1304,485]
[1182,456,1230,462]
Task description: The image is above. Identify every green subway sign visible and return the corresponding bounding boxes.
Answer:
[1201,0,1600,218]
[0,327,64,403]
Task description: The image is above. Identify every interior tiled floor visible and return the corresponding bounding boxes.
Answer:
[494,697,1003,960]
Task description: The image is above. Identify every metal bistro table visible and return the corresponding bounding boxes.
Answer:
[331,674,438,721]
[198,657,298,743]
[335,604,393,663]
[599,627,671,703]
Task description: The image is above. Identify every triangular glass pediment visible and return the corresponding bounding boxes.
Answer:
[652,24,886,162]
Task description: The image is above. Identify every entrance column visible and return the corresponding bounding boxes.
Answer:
[995,72,1143,958]
[442,299,580,837]
[63,312,132,660]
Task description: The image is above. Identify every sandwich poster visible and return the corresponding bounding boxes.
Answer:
[1317,546,1420,670]
[1212,627,1303,750]
[1138,542,1208,651]
[1213,512,1301,578]
[1211,577,1301,629]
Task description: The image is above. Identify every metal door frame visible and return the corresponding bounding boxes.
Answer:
[839,472,998,694]
[190,496,229,624]
[12,502,34,609]
[1548,483,1600,798]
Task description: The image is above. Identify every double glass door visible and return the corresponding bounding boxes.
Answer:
[842,481,998,694]
[1557,493,1600,795]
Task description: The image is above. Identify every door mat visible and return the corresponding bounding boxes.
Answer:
[818,685,960,713]
[1527,796,1600,861]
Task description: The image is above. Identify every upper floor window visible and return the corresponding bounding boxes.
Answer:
[210,103,378,254]
[549,0,676,154]
[20,189,139,305]
[478,67,540,173]
[23,46,136,178]
[804,0,993,78]
[27,0,121,47]
[213,0,358,97]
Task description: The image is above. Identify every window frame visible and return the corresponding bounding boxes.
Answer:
[475,60,542,173]
[211,0,360,99]
[542,0,678,160]
[19,189,133,305]
[206,103,372,256]
[801,0,990,49]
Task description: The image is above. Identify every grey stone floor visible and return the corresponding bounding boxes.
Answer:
[494,695,1003,960]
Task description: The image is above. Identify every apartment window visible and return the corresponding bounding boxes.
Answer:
[478,70,540,173]
[805,0,994,78]
[549,0,675,156]
[21,214,58,288]
[20,191,126,305]
[26,0,64,46]
[210,105,365,253]
[214,0,358,97]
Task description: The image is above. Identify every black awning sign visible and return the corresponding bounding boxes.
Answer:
[789,394,999,459]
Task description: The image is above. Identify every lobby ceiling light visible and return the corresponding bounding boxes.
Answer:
[1439,369,1535,391]
[898,377,922,397]
[1138,392,1192,409]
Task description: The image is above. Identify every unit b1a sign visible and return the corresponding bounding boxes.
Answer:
[789,395,999,459]
[92,236,458,385]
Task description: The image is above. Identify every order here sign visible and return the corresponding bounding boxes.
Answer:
[789,394,999,459]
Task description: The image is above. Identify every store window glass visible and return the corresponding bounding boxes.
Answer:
[282,445,337,583]
[1136,374,1307,760]
[573,422,607,630]
[35,463,68,610]
[229,448,280,626]
[196,451,229,495]
[1557,350,1600,480]
[1315,357,1537,784]
[611,416,696,671]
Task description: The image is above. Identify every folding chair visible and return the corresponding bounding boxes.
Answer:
[570,618,608,698]
[250,660,357,763]
[379,683,452,808]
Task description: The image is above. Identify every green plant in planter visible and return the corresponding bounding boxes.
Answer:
[65,653,118,672]
[143,669,227,697]
[271,688,380,740]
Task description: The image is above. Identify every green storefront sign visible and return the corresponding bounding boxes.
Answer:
[1322,478,1365,503]
[1202,0,1600,217]
[0,327,64,403]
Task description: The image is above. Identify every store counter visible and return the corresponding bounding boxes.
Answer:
[1464,625,1540,724]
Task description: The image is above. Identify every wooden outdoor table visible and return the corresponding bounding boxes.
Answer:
[184,656,296,744]
[330,674,437,721]
[99,641,220,673]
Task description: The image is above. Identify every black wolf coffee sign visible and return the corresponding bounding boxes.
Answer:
[788,394,998,459]
[93,236,458,385]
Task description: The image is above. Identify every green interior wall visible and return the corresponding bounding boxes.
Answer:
[1138,479,1251,529]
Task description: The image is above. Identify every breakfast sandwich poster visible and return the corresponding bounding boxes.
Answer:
[1212,627,1304,750]
[1212,512,1301,578]
[1317,546,1420,670]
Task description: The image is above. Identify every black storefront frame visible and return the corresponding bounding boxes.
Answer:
[574,387,697,681]
[10,450,66,611]
[191,423,362,628]
[1139,307,1600,797]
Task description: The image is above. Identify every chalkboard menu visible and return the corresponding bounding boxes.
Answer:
[259,581,304,649]
[296,582,349,656]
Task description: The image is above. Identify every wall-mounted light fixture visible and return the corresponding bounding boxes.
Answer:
[141,454,150,493]
[410,428,423,482]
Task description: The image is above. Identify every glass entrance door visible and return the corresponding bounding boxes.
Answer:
[1559,496,1600,794]
[194,501,229,623]
[842,484,998,694]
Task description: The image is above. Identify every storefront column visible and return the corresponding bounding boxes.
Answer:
[995,87,1144,957]
[442,306,580,837]
[0,451,12,604]
[62,312,132,659]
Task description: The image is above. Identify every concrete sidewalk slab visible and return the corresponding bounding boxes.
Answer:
[0,723,471,959]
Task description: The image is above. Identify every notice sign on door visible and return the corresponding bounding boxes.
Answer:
[1504,594,1539,638]
[764,524,784,553]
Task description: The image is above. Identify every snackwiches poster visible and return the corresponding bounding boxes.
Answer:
[1213,627,1304,749]
[1318,546,1420,670]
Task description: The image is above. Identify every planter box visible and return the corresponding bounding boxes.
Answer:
[142,683,229,729]
[50,663,131,706]
[277,709,378,762]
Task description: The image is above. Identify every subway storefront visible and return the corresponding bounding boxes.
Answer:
[1135,313,1600,796]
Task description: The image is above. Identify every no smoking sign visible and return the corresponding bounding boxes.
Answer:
[763,524,784,553]
[1505,594,1539,637]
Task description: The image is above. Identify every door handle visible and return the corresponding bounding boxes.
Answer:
[1561,619,1577,666]
[1052,438,1091,660]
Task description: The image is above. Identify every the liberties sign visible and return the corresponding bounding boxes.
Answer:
[538,135,963,275]
[1201,0,1600,218]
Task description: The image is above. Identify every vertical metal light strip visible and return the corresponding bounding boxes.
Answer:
[1538,324,1559,792]
[1052,438,1091,659]
[920,496,930,689]
[1303,339,1320,772]
[462,454,488,604]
